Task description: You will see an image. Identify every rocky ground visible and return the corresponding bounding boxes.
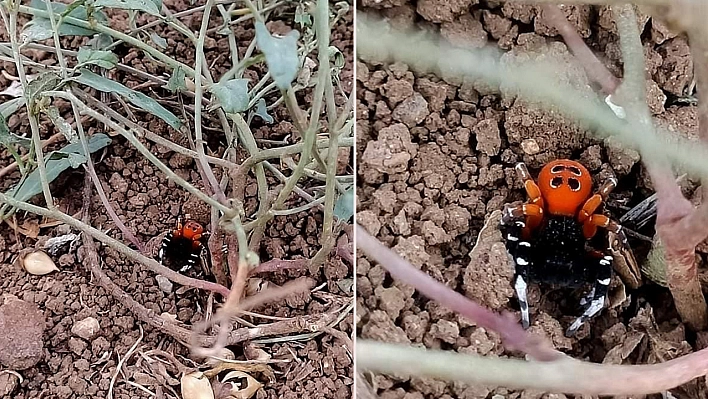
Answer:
[0,1,354,398]
[356,2,705,398]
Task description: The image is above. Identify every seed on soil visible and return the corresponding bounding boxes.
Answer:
[20,250,59,275]
[181,371,215,399]
[221,370,263,399]
[71,317,101,341]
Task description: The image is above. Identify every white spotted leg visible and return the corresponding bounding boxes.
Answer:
[566,254,613,337]
[158,235,171,264]
[501,211,534,329]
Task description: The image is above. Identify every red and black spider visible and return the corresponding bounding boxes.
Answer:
[500,159,633,337]
[159,215,211,275]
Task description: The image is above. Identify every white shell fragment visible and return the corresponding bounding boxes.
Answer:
[21,251,59,275]
[181,371,215,399]
[221,371,262,399]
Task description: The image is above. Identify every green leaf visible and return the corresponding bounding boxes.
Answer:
[0,113,31,149]
[210,79,249,114]
[150,33,167,49]
[94,0,161,16]
[72,69,182,130]
[0,98,26,119]
[23,0,107,42]
[295,3,312,28]
[333,187,354,221]
[77,47,118,69]
[165,67,187,93]
[254,22,300,91]
[25,72,62,104]
[5,133,111,203]
[253,98,273,123]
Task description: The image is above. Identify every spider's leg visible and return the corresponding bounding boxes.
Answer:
[182,249,200,273]
[159,235,171,264]
[514,163,545,232]
[578,177,617,227]
[566,253,613,337]
[502,203,544,241]
[501,214,533,329]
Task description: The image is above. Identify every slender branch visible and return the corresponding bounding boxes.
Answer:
[541,4,620,95]
[0,191,230,296]
[70,89,147,254]
[17,5,197,77]
[192,0,228,204]
[356,224,560,361]
[358,340,708,396]
[3,4,54,209]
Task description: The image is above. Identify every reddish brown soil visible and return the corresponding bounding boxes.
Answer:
[0,2,353,398]
[356,2,705,398]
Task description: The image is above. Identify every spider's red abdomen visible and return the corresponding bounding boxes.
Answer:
[538,159,592,217]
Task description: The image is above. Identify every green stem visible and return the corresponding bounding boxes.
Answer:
[0,191,230,296]
[4,4,54,209]
[45,90,229,214]
[192,0,228,204]
[17,4,196,77]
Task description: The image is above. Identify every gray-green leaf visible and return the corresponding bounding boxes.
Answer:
[77,47,118,69]
[0,98,26,118]
[4,133,111,203]
[23,0,107,42]
[253,98,273,123]
[150,33,167,49]
[25,72,62,104]
[210,79,249,114]
[165,67,187,93]
[94,0,161,16]
[254,22,300,91]
[333,187,354,221]
[72,69,181,130]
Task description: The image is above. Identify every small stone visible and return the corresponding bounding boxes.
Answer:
[71,317,100,340]
[0,372,19,397]
[0,295,45,369]
[155,275,174,293]
[521,138,540,155]
[474,119,501,156]
[68,337,88,356]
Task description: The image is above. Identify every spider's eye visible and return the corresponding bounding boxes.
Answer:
[568,178,581,191]
[551,165,565,174]
[550,177,563,188]
[568,166,582,176]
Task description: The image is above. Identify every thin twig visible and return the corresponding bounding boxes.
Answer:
[356,224,560,361]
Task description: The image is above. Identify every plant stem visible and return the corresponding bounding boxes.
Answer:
[17,5,197,77]
[356,224,560,361]
[45,90,230,214]
[358,340,708,395]
[614,4,708,330]
[70,89,147,254]
[541,4,619,95]
[192,0,228,204]
[0,191,231,296]
[3,3,54,209]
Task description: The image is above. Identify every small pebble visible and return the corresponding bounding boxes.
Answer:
[155,275,173,293]
[71,317,100,340]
